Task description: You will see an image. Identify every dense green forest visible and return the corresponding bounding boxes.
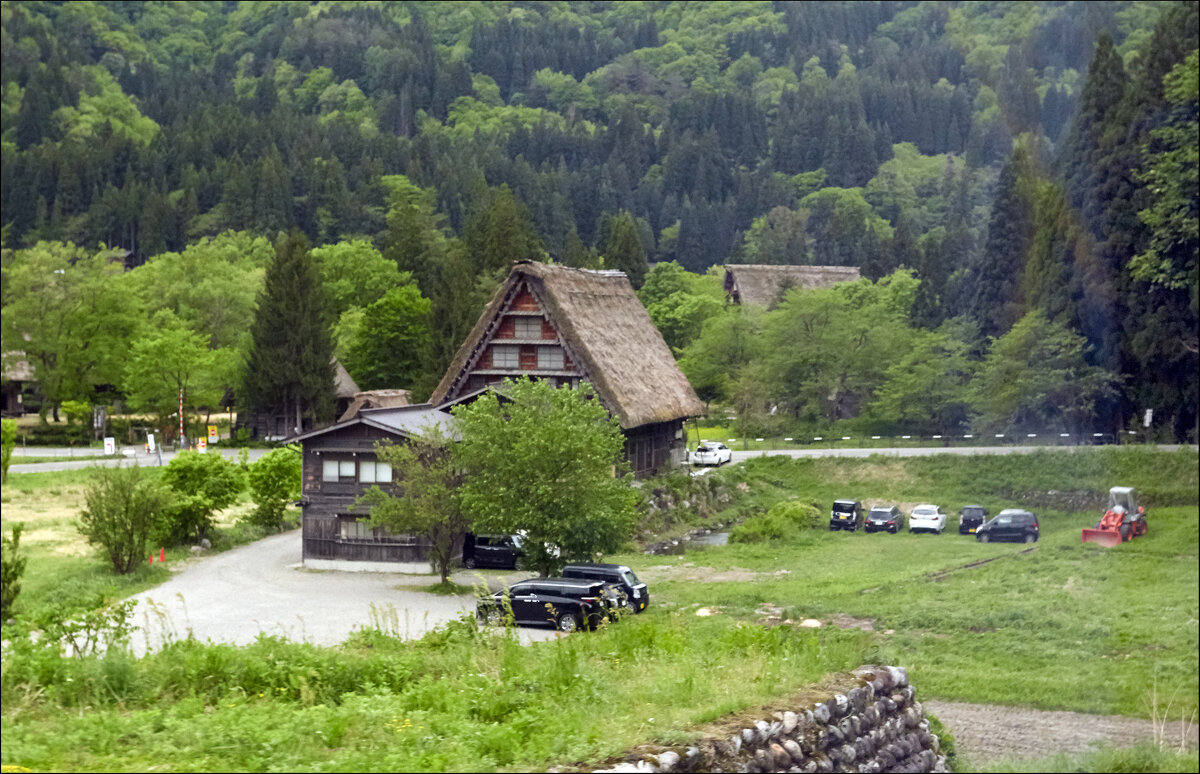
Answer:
[1,1,1196,441]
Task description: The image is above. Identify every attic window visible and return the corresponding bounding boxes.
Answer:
[492,344,519,368]
[513,317,541,339]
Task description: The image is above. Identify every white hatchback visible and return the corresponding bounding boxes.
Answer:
[690,441,732,466]
[909,504,947,534]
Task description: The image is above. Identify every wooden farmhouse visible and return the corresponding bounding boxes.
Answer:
[723,264,861,307]
[236,358,360,441]
[291,403,458,571]
[430,260,705,478]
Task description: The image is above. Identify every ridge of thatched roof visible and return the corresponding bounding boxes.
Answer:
[724,264,861,306]
[430,261,704,429]
[337,389,412,422]
[333,358,360,399]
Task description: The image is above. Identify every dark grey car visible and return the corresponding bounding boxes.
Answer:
[563,563,649,614]
[976,509,1040,543]
[959,505,989,534]
[865,505,904,533]
[477,578,613,632]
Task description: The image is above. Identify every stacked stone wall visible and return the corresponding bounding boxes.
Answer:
[594,665,948,773]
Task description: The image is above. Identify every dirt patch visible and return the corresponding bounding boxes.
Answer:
[926,700,1199,764]
[828,613,875,631]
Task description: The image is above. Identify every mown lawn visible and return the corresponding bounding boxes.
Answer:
[1,448,1196,772]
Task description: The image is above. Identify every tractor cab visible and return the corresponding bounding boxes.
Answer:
[1108,487,1141,515]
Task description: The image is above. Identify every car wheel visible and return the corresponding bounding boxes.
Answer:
[891,527,898,534]
[979,534,989,543]
[485,608,503,626]
[464,556,476,570]
[557,612,580,633]
[1119,524,1132,542]
[1024,534,1036,544]
[623,599,636,615]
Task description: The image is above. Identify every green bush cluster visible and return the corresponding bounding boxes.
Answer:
[729,500,822,543]
[245,446,301,529]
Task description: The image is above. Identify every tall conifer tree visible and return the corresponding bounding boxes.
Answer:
[241,232,336,435]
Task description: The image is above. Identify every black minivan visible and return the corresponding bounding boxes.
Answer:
[959,505,989,534]
[829,500,863,531]
[975,509,1040,543]
[563,563,649,614]
[477,578,613,632]
[463,534,524,569]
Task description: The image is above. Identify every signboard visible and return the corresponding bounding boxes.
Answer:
[1143,408,1153,428]
[197,438,207,453]
[147,433,156,453]
[104,437,115,455]
[208,425,219,443]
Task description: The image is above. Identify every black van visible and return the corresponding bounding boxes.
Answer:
[562,563,649,614]
[462,534,524,570]
[829,500,863,531]
[477,578,613,632]
[959,505,989,534]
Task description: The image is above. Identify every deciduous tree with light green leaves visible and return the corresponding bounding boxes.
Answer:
[357,429,468,584]
[452,378,637,578]
[971,310,1116,435]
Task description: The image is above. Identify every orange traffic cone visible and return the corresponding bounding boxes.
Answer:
[160,547,165,562]
[149,554,154,564]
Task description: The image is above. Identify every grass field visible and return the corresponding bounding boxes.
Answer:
[1,448,1196,772]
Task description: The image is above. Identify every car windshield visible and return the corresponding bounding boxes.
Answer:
[963,507,984,517]
[869,509,893,518]
[914,507,936,516]
[622,570,640,585]
[832,503,856,513]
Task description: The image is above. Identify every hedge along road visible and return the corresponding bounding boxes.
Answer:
[128,530,558,656]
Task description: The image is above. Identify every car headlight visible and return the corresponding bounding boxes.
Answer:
[633,589,641,598]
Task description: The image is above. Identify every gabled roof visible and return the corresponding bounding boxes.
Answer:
[430,261,704,429]
[292,403,460,444]
[723,264,861,307]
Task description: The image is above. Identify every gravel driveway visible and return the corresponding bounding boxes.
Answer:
[925,700,1198,765]
[129,530,558,655]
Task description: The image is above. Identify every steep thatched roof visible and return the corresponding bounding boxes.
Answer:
[333,358,360,399]
[337,389,412,422]
[723,264,861,307]
[430,261,704,429]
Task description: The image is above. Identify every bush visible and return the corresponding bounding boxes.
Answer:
[77,466,173,574]
[1,522,27,618]
[245,446,301,529]
[729,500,822,543]
[158,451,245,544]
[1,417,16,483]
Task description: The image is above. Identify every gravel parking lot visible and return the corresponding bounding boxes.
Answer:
[129,530,558,655]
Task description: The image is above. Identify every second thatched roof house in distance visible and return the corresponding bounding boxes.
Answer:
[430,261,704,477]
[723,264,861,308]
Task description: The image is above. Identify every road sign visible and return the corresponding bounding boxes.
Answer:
[197,438,207,453]
[208,425,219,443]
[1143,409,1153,427]
[104,437,115,455]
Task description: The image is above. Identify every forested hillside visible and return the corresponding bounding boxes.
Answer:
[1,1,1196,441]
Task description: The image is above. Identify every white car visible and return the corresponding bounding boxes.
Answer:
[690,441,732,466]
[909,504,947,534]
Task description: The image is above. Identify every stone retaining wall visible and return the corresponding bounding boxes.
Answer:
[594,665,948,773]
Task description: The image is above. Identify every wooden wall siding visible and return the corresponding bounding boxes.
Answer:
[512,287,539,311]
[622,420,681,478]
[496,317,515,338]
[541,320,557,339]
[519,345,537,370]
[303,517,431,562]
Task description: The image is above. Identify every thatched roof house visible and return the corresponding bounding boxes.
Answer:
[431,261,703,476]
[723,264,861,307]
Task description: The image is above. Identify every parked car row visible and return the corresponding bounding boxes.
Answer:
[471,551,651,633]
[829,500,1040,542]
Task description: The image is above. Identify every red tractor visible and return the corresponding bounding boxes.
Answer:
[1081,486,1148,547]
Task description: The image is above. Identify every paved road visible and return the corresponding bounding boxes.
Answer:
[129,530,556,655]
[9,447,270,474]
[726,443,1195,464]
